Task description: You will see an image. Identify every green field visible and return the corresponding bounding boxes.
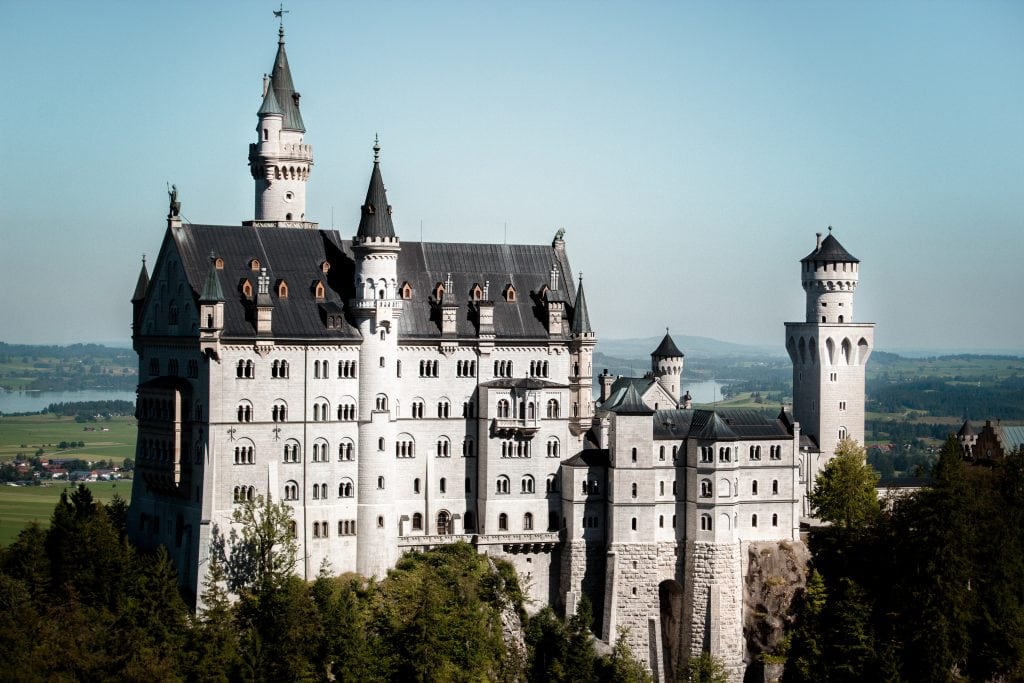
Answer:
[0,481,133,546]
[0,414,137,462]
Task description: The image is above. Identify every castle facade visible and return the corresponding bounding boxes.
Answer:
[128,26,873,681]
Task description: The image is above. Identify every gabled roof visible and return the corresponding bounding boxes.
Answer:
[652,331,683,358]
[267,29,305,132]
[356,142,396,239]
[998,425,1024,452]
[801,231,859,263]
[132,259,150,302]
[571,277,592,334]
[159,224,578,341]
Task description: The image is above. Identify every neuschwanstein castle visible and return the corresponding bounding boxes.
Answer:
[128,24,874,682]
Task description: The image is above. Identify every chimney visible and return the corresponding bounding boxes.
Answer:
[599,370,615,402]
[815,232,823,250]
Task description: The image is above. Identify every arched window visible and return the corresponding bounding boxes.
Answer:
[700,479,712,498]
[437,511,452,535]
[378,437,385,451]
[497,399,510,418]
[752,514,758,527]
[772,514,779,527]
[464,511,475,532]
[437,400,450,418]
[772,479,779,495]
[339,440,355,461]
[631,447,637,463]
[283,441,300,463]
[498,513,509,531]
[496,475,510,494]
[412,512,423,530]
[546,474,558,493]
[521,475,535,494]
[236,401,252,423]
[375,394,388,411]
[523,512,533,530]
[284,481,299,501]
[546,399,559,418]
[547,438,560,458]
[700,514,712,531]
[631,518,637,531]
[439,477,447,494]
[659,446,666,461]
[752,480,758,495]
[436,438,451,458]
[338,479,353,497]
[272,401,288,422]
[377,476,385,489]
[631,482,638,498]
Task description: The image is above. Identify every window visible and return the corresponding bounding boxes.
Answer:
[437,400,450,418]
[659,481,665,495]
[659,446,665,461]
[503,284,516,302]
[719,447,731,463]
[839,427,848,440]
[283,441,300,463]
[412,512,423,530]
[529,360,550,378]
[314,281,325,299]
[377,516,384,528]
[464,511,475,532]
[396,437,415,458]
[338,360,358,378]
[338,480,353,497]
[752,514,758,528]
[545,474,558,493]
[546,439,560,458]
[378,437,385,451]
[339,440,354,461]
[494,360,513,378]
[233,444,254,465]
[419,360,439,377]
[700,446,713,463]
[436,438,451,457]
[752,480,758,495]
[411,400,424,418]
[631,518,637,531]
[772,479,779,495]
[496,476,510,494]
[271,359,289,378]
[401,282,412,300]
[750,445,761,461]
[276,280,288,298]
[839,400,847,411]
[236,402,252,423]
[167,359,179,376]
[456,360,477,377]
[548,511,559,531]
[236,359,254,379]
[312,440,328,462]
[187,359,199,378]
[631,482,638,498]
[283,481,298,501]
[437,511,452,535]
[272,401,288,422]
[659,515,664,528]
[701,514,712,531]
[772,514,779,527]
[375,394,388,411]
[631,447,637,463]
[377,476,385,489]
[770,445,782,460]
[497,399,510,418]
[338,403,356,420]
[523,512,533,530]
[498,513,508,531]
[546,399,560,418]
[462,439,475,457]
[521,475,535,494]
[439,478,447,494]
[700,479,712,498]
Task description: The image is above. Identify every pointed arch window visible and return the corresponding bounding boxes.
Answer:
[276,280,288,298]
[503,284,516,302]
[470,283,483,301]
[400,281,413,300]
[249,258,260,271]
[214,257,224,270]
[313,281,326,300]
[241,279,253,299]
[433,282,445,301]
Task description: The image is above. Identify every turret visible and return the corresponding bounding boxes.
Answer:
[247,25,314,227]
[569,273,596,434]
[651,330,684,406]
[198,253,225,358]
[131,256,150,349]
[801,226,859,324]
[352,138,402,579]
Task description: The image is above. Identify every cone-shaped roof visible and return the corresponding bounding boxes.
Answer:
[356,140,396,239]
[267,29,305,132]
[258,80,283,116]
[132,258,150,302]
[199,255,224,303]
[652,331,683,358]
[571,276,592,334]
[801,231,859,263]
[957,420,974,437]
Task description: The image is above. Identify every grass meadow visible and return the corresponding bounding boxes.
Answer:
[0,414,137,545]
[0,481,133,546]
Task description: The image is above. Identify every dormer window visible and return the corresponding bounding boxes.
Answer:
[433,283,445,301]
[240,279,253,299]
[320,260,331,274]
[276,280,288,298]
[470,284,483,302]
[214,257,224,270]
[401,282,413,300]
[249,258,260,272]
[503,284,516,302]
[314,281,325,300]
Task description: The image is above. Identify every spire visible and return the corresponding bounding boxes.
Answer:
[257,79,283,116]
[266,23,304,131]
[199,253,224,303]
[571,273,592,335]
[132,256,150,302]
[356,138,396,239]
[652,329,683,358]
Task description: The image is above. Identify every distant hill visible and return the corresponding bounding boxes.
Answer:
[598,335,783,361]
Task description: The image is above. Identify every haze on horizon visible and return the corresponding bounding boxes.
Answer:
[1,1,1022,353]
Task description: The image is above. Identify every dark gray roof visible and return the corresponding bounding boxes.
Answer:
[563,449,610,468]
[162,224,578,342]
[606,383,654,415]
[571,277,592,334]
[356,156,395,239]
[957,420,974,437]
[199,255,224,303]
[652,332,683,358]
[652,408,792,441]
[801,232,859,263]
[257,81,283,117]
[132,260,150,302]
[267,31,305,132]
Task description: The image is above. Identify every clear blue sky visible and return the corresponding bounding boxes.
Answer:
[2,1,1022,352]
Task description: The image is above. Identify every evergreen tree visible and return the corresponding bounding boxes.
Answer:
[809,438,880,530]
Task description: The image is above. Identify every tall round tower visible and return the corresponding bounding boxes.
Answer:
[802,227,859,324]
[352,139,403,579]
[651,330,684,406]
[248,25,314,226]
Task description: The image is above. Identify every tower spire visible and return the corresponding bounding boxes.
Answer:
[571,273,593,335]
[356,137,396,239]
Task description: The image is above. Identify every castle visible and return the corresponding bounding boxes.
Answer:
[128,24,873,681]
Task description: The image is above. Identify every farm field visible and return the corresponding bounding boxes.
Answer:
[0,481,132,546]
[0,414,137,462]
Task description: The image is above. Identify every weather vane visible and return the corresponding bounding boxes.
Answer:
[273,3,289,31]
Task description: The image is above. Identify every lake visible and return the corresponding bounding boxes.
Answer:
[0,389,137,415]
[682,380,728,405]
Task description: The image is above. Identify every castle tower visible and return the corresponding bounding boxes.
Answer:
[784,228,875,510]
[247,24,314,227]
[352,139,403,578]
[651,330,684,406]
[569,274,596,436]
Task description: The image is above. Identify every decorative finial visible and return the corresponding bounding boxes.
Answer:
[273,3,289,41]
[578,271,583,284]
[666,326,669,334]
[373,133,381,163]
[827,225,833,233]
[142,254,146,266]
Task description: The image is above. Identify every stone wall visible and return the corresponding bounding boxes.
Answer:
[685,541,744,682]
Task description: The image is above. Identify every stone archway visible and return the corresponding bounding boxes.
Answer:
[659,579,684,682]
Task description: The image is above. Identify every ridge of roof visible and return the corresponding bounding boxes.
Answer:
[610,382,654,415]
[652,331,683,358]
[571,276,592,334]
[801,231,859,263]
[356,141,396,239]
